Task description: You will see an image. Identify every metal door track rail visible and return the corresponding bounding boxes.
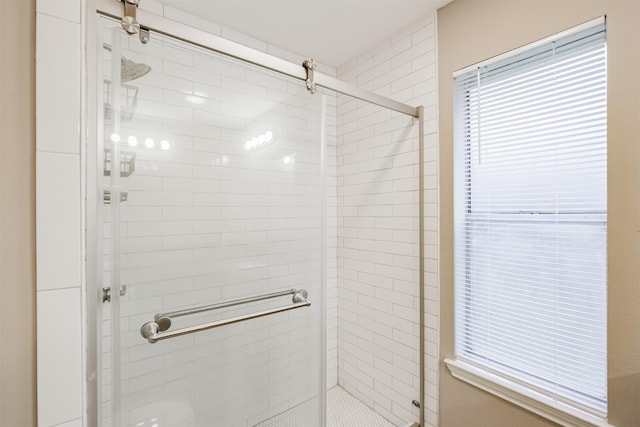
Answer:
[97,1,419,117]
[140,289,310,343]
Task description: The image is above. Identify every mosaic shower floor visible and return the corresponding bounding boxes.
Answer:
[256,386,395,427]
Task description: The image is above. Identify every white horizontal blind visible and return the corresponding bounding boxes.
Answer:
[453,21,607,414]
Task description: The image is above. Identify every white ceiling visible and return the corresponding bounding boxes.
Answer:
[156,0,451,68]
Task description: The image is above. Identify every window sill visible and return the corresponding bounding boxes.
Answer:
[444,359,613,427]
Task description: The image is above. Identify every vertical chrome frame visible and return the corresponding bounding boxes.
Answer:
[319,92,329,427]
[94,0,419,118]
[84,2,98,426]
[85,4,103,427]
[418,106,425,427]
[107,26,124,426]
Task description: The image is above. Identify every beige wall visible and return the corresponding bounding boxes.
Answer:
[0,1,37,426]
[437,1,640,426]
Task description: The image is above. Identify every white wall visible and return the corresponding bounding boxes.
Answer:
[335,13,439,427]
[36,0,84,426]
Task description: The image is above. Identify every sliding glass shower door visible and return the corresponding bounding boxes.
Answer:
[99,18,325,427]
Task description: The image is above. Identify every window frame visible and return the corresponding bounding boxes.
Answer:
[446,16,611,427]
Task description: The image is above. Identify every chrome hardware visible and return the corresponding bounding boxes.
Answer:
[102,287,111,303]
[121,0,140,35]
[141,289,311,343]
[139,27,150,44]
[292,289,308,303]
[153,288,302,332]
[120,0,150,43]
[140,322,159,341]
[102,286,127,302]
[302,58,317,94]
[97,4,417,116]
[120,15,140,35]
[96,2,418,116]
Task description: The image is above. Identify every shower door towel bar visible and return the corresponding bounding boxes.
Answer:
[140,288,310,343]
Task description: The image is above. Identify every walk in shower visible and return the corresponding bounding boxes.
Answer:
[94,3,424,427]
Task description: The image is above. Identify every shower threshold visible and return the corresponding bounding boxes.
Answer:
[256,386,395,427]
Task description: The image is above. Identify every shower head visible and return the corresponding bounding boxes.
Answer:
[120,56,151,82]
[103,43,151,82]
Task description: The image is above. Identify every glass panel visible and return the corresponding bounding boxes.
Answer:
[99,17,325,427]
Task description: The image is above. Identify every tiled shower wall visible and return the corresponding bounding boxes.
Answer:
[335,14,439,427]
[36,1,84,426]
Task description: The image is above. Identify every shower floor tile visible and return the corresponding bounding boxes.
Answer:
[326,387,395,427]
[255,386,395,427]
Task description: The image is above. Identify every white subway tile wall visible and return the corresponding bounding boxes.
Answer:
[53,418,84,427]
[37,288,83,427]
[36,0,81,23]
[35,1,84,426]
[335,14,438,427]
[36,152,82,291]
[36,13,81,154]
[99,15,336,427]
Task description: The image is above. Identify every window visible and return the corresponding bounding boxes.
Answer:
[448,18,607,424]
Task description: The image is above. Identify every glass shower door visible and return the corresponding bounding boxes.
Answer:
[99,18,325,427]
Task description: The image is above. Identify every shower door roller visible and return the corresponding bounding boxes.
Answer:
[120,15,140,35]
[119,0,150,44]
[120,0,140,35]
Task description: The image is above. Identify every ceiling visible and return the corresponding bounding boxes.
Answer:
[155,0,451,68]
